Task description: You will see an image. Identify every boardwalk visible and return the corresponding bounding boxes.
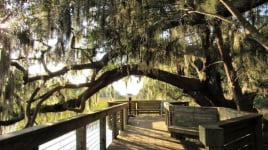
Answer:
[107,115,204,150]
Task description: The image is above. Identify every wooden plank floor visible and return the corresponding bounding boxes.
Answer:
[107,115,204,150]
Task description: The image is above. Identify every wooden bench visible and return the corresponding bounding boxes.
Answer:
[164,101,189,126]
[167,106,219,139]
[165,103,264,149]
[136,101,162,115]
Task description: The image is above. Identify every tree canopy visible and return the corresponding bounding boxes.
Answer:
[1,0,268,128]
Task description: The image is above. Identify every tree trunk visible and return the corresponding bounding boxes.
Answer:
[213,22,255,111]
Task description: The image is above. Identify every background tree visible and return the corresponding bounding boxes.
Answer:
[1,0,268,129]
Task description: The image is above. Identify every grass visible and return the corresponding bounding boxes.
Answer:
[90,99,109,112]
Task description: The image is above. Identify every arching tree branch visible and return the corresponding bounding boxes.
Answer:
[36,64,235,114]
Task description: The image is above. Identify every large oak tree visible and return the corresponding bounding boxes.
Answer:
[1,0,268,128]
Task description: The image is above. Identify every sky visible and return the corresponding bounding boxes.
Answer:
[112,76,143,96]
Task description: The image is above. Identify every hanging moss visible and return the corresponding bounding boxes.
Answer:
[0,36,11,102]
[198,0,217,13]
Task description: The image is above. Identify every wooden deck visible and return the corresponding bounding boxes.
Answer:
[107,115,204,150]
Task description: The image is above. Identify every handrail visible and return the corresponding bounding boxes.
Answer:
[199,113,263,150]
[108,100,164,116]
[0,102,128,150]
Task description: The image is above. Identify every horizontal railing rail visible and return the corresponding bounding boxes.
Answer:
[0,103,128,150]
[108,100,164,116]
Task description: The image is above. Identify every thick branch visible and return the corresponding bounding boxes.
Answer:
[219,0,268,50]
[38,64,203,113]
[38,64,239,113]
[0,114,24,126]
[11,50,122,84]
[187,10,232,24]
[24,87,40,128]
[163,0,268,29]
[214,22,243,110]
[10,62,26,73]
[33,82,91,103]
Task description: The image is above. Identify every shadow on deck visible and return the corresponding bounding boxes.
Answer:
[107,115,204,150]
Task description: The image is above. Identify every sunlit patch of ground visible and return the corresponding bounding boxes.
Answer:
[107,115,204,150]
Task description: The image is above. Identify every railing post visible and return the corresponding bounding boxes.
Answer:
[135,101,138,116]
[120,110,125,131]
[76,126,86,150]
[112,112,118,139]
[124,107,128,125]
[254,116,264,150]
[128,97,132,116]
[125,107,129,124]
[160,100,163,116]
[199,124,224,150]
[100,117,106,150]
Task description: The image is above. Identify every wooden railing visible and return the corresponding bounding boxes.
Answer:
[199,114,263,150]
[108,100,163,116]
[0,103,128,150]
[164,103,264,150]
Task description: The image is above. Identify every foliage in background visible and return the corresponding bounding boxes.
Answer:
[254,95,268,109]
[1,0,268,132]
